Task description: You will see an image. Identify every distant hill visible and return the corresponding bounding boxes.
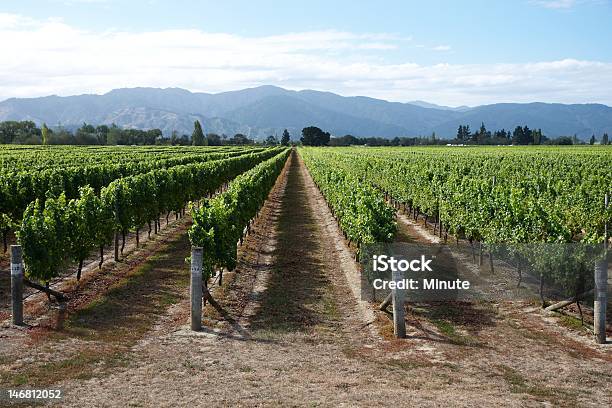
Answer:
[407,100,471,112]
[1,86,611,140]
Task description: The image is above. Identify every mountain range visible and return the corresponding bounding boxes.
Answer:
[1,85,611,140]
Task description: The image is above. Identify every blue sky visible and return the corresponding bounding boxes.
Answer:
[1,0,611,105]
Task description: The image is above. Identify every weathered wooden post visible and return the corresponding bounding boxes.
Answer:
[392,267,406,338]
[594,193,609,344]
[190,246,203,331]
[594,258,608,344]
[10,245,24,326]
[114,185,121,261]
[114,232,119,261]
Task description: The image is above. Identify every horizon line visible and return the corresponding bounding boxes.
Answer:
[1,85,611,109]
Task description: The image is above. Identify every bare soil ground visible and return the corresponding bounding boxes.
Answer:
[0,150,610,407]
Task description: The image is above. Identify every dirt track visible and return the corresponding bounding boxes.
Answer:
[0,150,610,407]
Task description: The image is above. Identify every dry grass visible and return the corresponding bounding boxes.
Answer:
[0,232,191,387]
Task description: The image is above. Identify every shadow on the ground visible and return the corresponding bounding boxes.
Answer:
[249,153,336,334]
[61,233,191,343]
[406,301,497,347]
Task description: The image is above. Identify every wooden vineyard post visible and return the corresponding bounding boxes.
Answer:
[435,201,440,235]
[594,193,609,344]
[114,185,121,261]
[10,245,24,326]
[594,259,608,344]
[114,232,119,261]
[190,246,203,331]
[391,267,406,338]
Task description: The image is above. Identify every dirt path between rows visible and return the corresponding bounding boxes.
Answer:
[1,150,610,407]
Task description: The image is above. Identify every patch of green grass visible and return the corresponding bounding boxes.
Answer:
[428,304,463,320]
[557,314,587,332]
[159,291,180,306]
[433,319,456,337]
[496,364,579,406]
[12,373,29,386]
[7,350,116,386]
[322,293,339,320]
[432,319,482,347]
[498,365,527,392]
[410,302,494,346]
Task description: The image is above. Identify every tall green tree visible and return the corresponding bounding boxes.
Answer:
[301,126,330,146]
[95,125,109,145]
[41,123,50,145]
[206,133,222,146]
[170,130,179,145]
[589,134,596,145]
[456,125,471,142]
[513,126,533,145]
[192,120,205,146]
[265,135,278,145]
[0,121,40,144]
[602,133,609,145]
[107,124,121,145]
[281,129,290,146]
[572,134,579,145]
[230,133,252,145]
[532,129,543,145]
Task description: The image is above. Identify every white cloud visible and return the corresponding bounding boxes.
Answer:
[530,0,604,9]
[532,0,577,8]
[0,13,611,106]
[432,45,451,51]
[55,0,111,4]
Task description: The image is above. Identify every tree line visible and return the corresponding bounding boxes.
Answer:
[454,123,609,145]
[0,121,165,145]
[302,124,611,146]
[2,120,609,146]
[328,134,439,147]
[0,120,293,146]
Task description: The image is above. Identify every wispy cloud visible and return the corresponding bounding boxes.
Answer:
[532,0,577,8]
[55,0,111,4]
[432,45,451,51]
[0,13,610,106]
[530,0,604,9]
